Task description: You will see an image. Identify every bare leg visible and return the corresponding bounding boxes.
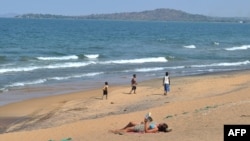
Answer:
[109,122,138,135]
[129,88,133,94]
[122,122,137,129]
[130,89,136,94]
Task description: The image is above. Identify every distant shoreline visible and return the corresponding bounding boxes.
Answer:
[13,8,250,23]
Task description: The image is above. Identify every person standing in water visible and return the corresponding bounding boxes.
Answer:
[130,74,137,94]
[163,72,170,95]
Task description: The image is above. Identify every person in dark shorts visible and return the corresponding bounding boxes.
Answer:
[102,81,108,100]
[130,74,137,94]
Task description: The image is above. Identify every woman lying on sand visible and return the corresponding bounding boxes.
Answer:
[110,116,172,135]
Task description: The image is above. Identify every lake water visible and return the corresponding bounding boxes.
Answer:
[1,18,250,105]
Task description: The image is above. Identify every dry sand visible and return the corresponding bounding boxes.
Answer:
[0,71,249,141]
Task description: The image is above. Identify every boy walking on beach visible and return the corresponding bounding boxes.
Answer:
[163,72,170,95]
[103,82,108,100]
[130,74,137,94]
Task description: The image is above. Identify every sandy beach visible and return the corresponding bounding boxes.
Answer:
[0,70,250,141]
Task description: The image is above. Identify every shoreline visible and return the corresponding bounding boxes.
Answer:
[0,70,249,140]
[1,69,249,107]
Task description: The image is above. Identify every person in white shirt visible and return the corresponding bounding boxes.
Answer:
[163,72,170,95]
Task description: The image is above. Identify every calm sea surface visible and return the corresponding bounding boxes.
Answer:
[1,18,250,105]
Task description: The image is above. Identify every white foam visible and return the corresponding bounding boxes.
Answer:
[124,66,185,73]
[0,67,40,74]
[184,45,196,49]
[134,67,164,72]
[213,42,220,45]
[37,55,78,60]
[102,57,167,64]
[191,60,250,68]
[0,57,167,74]
[0,62,94,74]
[7,79,46,87]
[49,72,103,80]
[4,72,103,90]
[84,54,99,59]
[225,45,250,51]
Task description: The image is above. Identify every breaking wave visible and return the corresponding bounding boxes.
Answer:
[0,57,167,74]
[37,55,79,60]
[225,45,250,51]
[184,45,196,49]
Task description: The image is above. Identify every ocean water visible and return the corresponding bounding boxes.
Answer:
[0,18,250,105]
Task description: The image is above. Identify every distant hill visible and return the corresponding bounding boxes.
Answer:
[82,8,210,21]
[15,8,250,23]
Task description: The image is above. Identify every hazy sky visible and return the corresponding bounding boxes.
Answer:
[1,0,250,17]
